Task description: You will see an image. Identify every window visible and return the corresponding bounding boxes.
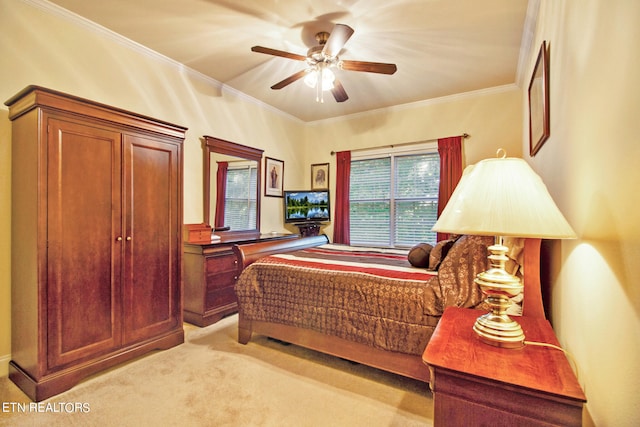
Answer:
[224,164,257,230]
[349,145,439,247]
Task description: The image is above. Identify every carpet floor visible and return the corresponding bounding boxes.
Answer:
[0,314,434,426]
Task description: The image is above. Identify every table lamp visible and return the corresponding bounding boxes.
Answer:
[432,150,576,348]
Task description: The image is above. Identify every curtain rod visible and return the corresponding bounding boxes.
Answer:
[216,159,253,164]
[330,133,469,155]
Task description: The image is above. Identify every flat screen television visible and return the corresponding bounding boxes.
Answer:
[283,190,331,223]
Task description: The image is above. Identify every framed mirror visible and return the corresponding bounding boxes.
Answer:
[203,136,263,235]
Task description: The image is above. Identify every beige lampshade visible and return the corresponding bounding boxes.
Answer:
[432,156,576,239]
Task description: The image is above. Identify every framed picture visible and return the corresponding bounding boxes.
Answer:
[528,40,550,157]
[311,163,329,190]
[264,157,284,197]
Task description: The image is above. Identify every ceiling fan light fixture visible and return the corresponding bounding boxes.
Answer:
[304,67,335,91]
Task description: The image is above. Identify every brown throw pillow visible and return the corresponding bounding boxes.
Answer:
[429,238,456,270]
[407,243,433,268]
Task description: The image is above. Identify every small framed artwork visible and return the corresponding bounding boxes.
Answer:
[265,157,284,197]
[311,163,329,190]
[528,40,550,157]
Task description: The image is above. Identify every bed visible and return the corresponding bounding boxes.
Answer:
[232,234,544,383]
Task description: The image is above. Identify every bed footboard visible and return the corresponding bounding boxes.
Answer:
[232,234,329,272]
[237,314,430,382]
[232,233,329,346]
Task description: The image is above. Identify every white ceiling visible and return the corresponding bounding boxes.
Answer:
[48,0,530,122]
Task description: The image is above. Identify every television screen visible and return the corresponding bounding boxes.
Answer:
[284,190,331,223]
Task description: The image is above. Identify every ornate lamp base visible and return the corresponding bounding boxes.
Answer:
[473,311,525,348]
[473,239,525,349]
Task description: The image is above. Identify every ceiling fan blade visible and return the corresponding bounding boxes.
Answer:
[322,24,354,58]
[270,70,308,90]
[340,60,397,75]
[331,79,349,102]
[251,46,307,62]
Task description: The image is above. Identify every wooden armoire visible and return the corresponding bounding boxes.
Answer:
[6,86,186,401]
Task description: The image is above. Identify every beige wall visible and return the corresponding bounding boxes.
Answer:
[0,106,9,375]
[304,86,522,164]
[523,1,640,425]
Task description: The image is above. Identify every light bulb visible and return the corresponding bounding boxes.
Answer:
[304,70,317,88]
[304,67,335,91]
[320,68,335,91]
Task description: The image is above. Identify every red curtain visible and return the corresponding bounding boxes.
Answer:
[333,151,351,244]
[437,136,463,241]
[214,162,228,228]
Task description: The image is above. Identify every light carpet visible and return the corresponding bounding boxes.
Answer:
[0,314,434,426]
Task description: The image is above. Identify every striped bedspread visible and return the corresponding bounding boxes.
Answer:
[262,244,438,281]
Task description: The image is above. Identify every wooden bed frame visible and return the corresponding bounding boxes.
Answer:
[232,235,544,383]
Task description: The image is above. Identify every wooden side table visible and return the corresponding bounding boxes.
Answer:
[294,222,322,237]
[423,307,586,426]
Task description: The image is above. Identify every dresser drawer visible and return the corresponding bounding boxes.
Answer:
[206,270,238,292]
[205,253,237,274]
[206,285,237,309]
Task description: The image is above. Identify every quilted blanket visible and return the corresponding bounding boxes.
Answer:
[235,235,491,355]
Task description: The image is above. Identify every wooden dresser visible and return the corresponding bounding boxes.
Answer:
[183,233,298,326]
[423,307,586,426]
[6,86,186,401]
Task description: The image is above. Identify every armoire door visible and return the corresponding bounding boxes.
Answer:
[121,134,181,344]
[46,116,123,370]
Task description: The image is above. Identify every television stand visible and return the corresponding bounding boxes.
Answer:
[294,222,321,237]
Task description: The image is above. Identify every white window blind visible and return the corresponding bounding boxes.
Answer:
[224,165,257,230]
[349,157,391,244]
[349,147,439,247]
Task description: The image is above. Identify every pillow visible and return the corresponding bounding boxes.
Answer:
[428,238,457,270]
[407,243,433,268]
[502,237,525,315]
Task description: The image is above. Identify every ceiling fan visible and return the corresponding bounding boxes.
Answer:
[251,23,397,103]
